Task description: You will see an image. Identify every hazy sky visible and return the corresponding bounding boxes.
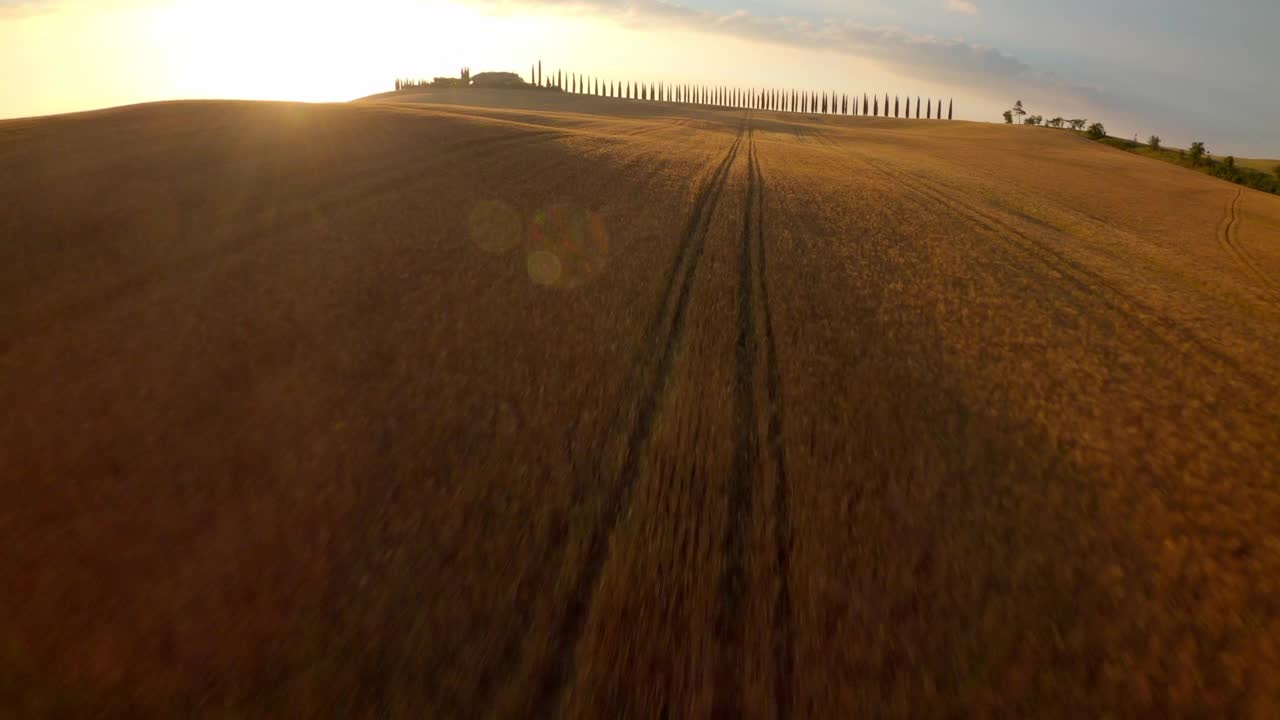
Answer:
[2,0,1276,156]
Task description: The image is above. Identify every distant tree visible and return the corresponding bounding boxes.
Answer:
[873,96,879,116]
[538,61,542,87]
[1025,115,1042,126]
[1225,156,1235,169]
[1188,141,1207,164]
[1069,118,1087,131]
[1047,117,1064,128]
[893,96,898,118]
[1086,122,1107,140]
[927,99,933,119]
[1148,135,1161,150]
[531,64,535,85]
[1002,110,1013,124]
[884,93,890,117]
[915,96,920,119]
[1012,99,1026,123]
[948,99,953,120]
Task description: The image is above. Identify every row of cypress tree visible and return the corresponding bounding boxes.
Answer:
[527,61,954,119]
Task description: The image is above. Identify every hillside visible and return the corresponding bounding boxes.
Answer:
[1238,157,1280,176]
[3,95,1280,717]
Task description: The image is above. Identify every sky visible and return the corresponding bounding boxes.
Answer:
[2,0,1277,156]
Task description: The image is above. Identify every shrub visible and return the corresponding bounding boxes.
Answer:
[1148,135,1161,150]
[1086,122,1107,140]
[1189,141,1206,165]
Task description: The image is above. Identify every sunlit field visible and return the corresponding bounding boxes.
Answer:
[3,87,1279,715]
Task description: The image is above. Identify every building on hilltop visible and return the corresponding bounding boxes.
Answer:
[471,72,529,89]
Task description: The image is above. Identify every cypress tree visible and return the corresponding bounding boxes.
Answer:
[531,64,535,85]
[948,99,953,120]
[873,96,878,116]
[915,96,920,118]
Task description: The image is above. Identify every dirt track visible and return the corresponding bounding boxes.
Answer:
[3,91,1280,716]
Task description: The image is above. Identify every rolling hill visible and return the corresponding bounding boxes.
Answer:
[3,91,1279,716]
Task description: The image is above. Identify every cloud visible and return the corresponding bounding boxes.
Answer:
[946,0,978,15]
[488,0,1107,103]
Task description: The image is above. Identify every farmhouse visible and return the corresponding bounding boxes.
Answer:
[471,71,528,89]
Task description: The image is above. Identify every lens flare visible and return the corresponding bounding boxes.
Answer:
[468,200,522,254]
[525,205,609,289]
[526,250,563,286]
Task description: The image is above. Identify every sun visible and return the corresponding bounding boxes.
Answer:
[149,0,491,103]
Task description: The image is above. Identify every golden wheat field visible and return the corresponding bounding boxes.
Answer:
[3,88,1280,717]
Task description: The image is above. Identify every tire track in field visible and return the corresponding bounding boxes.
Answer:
[755,130,795,720]
[713,119,794,719]
[528,117,747,717]
[715,118,759,718]
[1217,188,1279,303]
[846,152,1276,393]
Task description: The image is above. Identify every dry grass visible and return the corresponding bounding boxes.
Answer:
[2,92,1280,717]
[1237,157,1280,177]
